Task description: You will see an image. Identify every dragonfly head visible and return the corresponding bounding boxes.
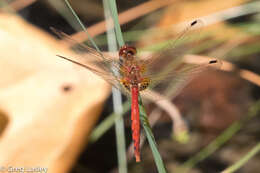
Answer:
[119,45,137,60]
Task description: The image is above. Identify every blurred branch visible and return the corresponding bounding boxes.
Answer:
[2,0,36,11]
[176,1,260,29]
[145,89,182,122]
[184,55,260,87]
[60,0,260,46]
[62,0,178,44]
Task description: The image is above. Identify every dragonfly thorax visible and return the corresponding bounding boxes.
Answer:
[118,45,151,91]
[120,63,151,91]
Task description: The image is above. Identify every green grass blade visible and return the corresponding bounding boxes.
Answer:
[221,142,260,173]
[64,0,101,53]
[107,0,166,170]
[103,0,127,172]
[139,97,167,173]
[178,99,260,172]
[107,0,125,46]
[89,102,130,143]
[181,122,241,172]
[47,0,83,31]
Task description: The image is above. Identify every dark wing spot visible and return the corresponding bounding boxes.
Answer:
[209,60,217,64]
[191,20,197,26]
[62,84,73,92]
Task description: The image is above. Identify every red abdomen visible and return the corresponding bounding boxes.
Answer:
[131,86,141,162]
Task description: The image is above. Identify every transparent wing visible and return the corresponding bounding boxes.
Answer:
[51,28,130,96]
[57,55,131,97]
[50,27,124,72]
[140,57,222,101]
[140,19,204,77]
[136,19,222,100]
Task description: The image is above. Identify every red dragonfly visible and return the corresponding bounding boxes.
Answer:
[52,19,221,162]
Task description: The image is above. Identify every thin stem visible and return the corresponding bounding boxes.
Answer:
[139,97,167,173]
[182,122,241,170]
[104,0,127,172]
[64,0,101,53]
[178,99,260,172]
[89,102,130,143]
[107,0,125,46]
[221,143,260,173]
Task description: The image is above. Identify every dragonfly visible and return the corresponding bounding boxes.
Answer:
[51,19,221,162]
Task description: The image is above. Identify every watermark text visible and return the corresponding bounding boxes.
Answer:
[0,166,48,173]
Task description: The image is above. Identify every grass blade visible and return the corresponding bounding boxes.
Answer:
[89,102,130,143]
[64,0,101,53]
[108,0,167,170]
[139,97,167,173]
[178,99,260,172]
[107,0,125,46]
[104,0,127,172]
[221,142,260,173]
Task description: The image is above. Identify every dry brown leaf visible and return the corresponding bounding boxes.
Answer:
[0,14,111,173]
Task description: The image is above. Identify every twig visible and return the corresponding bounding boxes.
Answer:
[175,1,260,29]
[4,0,36,11]
[60,0,178,45]
[184,54,260,87]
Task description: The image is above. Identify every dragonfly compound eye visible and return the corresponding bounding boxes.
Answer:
[119,45,137,58]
